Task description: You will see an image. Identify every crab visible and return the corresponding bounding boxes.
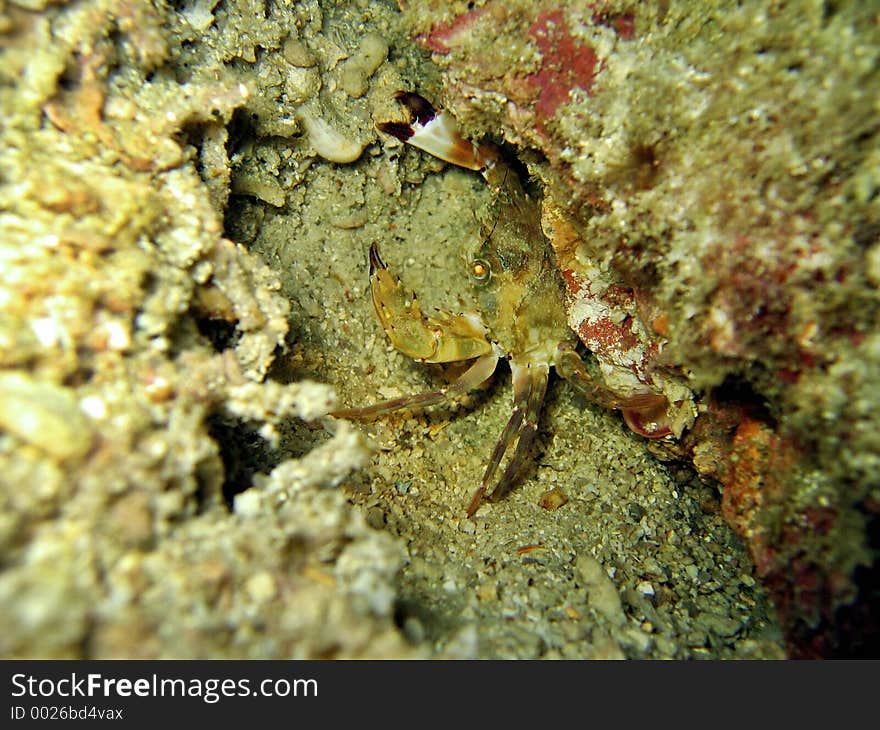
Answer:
[333,92,668,515]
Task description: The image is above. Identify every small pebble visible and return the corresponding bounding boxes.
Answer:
[621,626,653,654]
[576,554,626,626]
[366,505,386,529]
[245,571,277,603]
[338,32,389,97]
[403,616,425,644]
[655,635,678,656]
[283,38,315,67]
[234,488,262,517]
[476,582,497,602]
[0,371,94,460]
[538,486,569,510]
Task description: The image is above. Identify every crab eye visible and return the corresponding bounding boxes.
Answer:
[471,259,490,282]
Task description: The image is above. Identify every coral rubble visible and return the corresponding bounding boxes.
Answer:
[0,0,408,658]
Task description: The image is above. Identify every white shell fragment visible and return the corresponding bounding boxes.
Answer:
[300,114,366,164]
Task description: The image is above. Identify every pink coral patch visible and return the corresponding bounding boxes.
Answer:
[527,10,599,127]
[417,8,486,54]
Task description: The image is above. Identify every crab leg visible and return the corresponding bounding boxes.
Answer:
[332,352,498,420]
[465,368,528,514]
[555,343,673,438]
[554,343,666,411]
[466,361,549,516]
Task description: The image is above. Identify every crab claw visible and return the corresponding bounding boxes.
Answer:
[621,403,673,439]
[377,91,492,171]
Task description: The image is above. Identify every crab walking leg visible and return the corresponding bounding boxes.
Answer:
[554,343,667,412]
[489,363,549,500]
[466,361,549,516]
[332,352,499,420]
[465,364,529,515]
